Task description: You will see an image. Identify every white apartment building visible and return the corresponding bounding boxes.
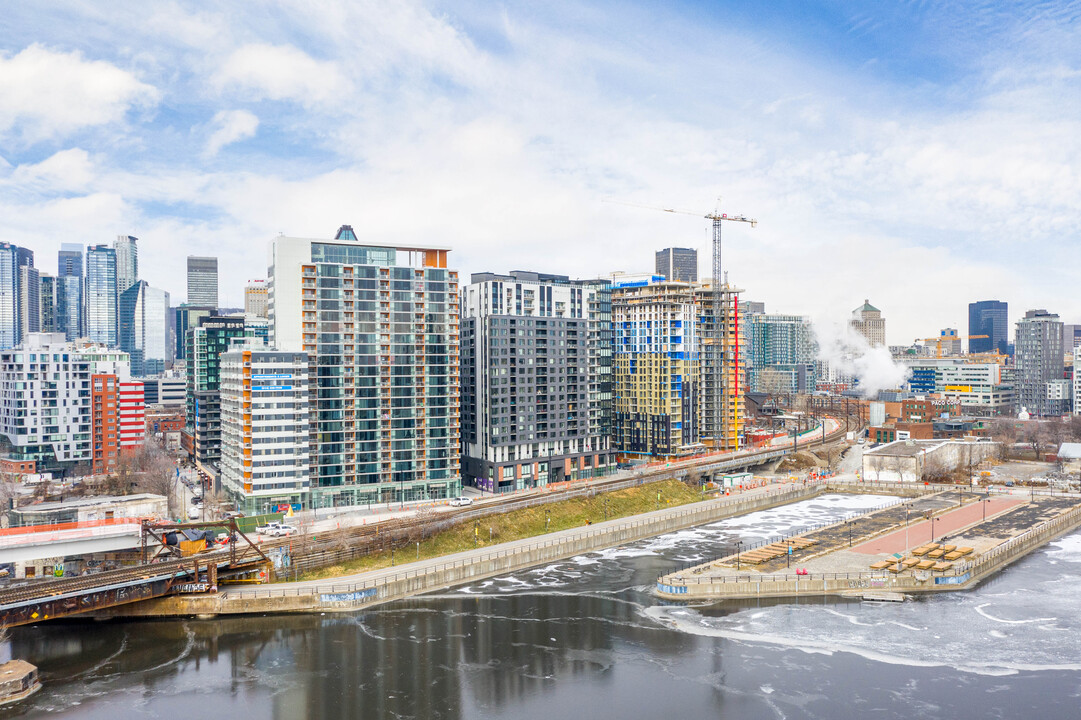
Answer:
[268,225,460,507]
[0,333,138,471]
[219,341,311,514]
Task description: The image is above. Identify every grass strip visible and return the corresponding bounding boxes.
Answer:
[293,478,716,582]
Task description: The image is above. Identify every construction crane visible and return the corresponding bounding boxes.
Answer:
[606,197,757,450]
[916,334,988,359]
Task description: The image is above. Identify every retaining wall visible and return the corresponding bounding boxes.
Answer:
[100,484,829,619]
[657,496,1081,601]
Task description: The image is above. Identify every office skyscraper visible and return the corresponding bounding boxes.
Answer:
[114,235,138,293]
[0,243,36,350]
[655,247,698,283]
[187,256,219,307]
[119,280,171,376]
[1015,309,1064,416]
[850,299,886,347]
[460,271,613,491]
[269,224,460,507]
[968,300,1008,354]
[57,243,84,341]
[86,245,118,346]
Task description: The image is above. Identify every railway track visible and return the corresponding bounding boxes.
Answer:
[1,413,856,620]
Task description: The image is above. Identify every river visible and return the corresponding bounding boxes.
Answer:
[5,493,1080,719]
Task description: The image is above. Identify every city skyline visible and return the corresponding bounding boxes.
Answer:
[2,2,1080,344]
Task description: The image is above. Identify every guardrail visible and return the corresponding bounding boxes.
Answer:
[657,486,1081,598]
[237,484,825,598]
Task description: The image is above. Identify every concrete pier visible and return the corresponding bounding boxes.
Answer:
[655,489,1081,601]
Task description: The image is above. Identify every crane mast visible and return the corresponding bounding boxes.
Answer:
[706,201,755,451]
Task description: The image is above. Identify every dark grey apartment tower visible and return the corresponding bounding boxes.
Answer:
[968,300,1008,354]
[655,247,698,283]
[460,271,613,492]
[1014,309,1064,416]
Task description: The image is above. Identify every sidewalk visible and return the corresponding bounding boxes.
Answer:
[851,495,1027,555]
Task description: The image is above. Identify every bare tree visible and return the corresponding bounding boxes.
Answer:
[132,444,180,516]
[1067,415,1081,442]
[921,455,952,483]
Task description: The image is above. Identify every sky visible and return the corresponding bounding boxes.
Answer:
[1,0,1079,345]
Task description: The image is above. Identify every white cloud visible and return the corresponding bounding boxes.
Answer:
[212,43,350,107]
[0,44,159,144]
[7,148,97,193]
[203,109,259,157]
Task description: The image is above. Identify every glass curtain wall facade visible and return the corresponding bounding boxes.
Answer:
[85,245,118,347]
[968,300,1009,354]
[119,281,171,376]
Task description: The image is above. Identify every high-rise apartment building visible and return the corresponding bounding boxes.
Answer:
[85,245,118,347]
[119,280,171,376]
[219,341,311,514]
[612,277,700,459]
[850,299,886,347]
[185,315,252,466]
[968,300,1008,354]
[655,247,698,283]
[113,235,138,294]
[91,374,119,475]
[1062,324,1081,353]
[245,279,269,317]
[269,225,461,507]
[0,333,137,471]
[0,243,36,350]
[186,256,219,307]
[745,314,816,394]
[117,380,145,452]
[1015,309,1065,416]
[694,281,743,450]
[38,273,56,333]
[1074,347,1081,416]
[460,271,612,491]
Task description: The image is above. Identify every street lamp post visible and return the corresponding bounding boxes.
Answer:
[736,540,743,571]
[931,516,938,544]
[905,504,910,551]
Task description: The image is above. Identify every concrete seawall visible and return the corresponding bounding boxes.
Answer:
[656,494,1081,601]
[98,483,831,619]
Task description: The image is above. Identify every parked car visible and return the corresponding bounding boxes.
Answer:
[256,522,298,537]
[449,496,474,507]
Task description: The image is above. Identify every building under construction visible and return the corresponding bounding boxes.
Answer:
[695,280,743,452]
[611,275,742,461]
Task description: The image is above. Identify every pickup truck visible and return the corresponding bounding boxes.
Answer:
[255,522,299,537]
